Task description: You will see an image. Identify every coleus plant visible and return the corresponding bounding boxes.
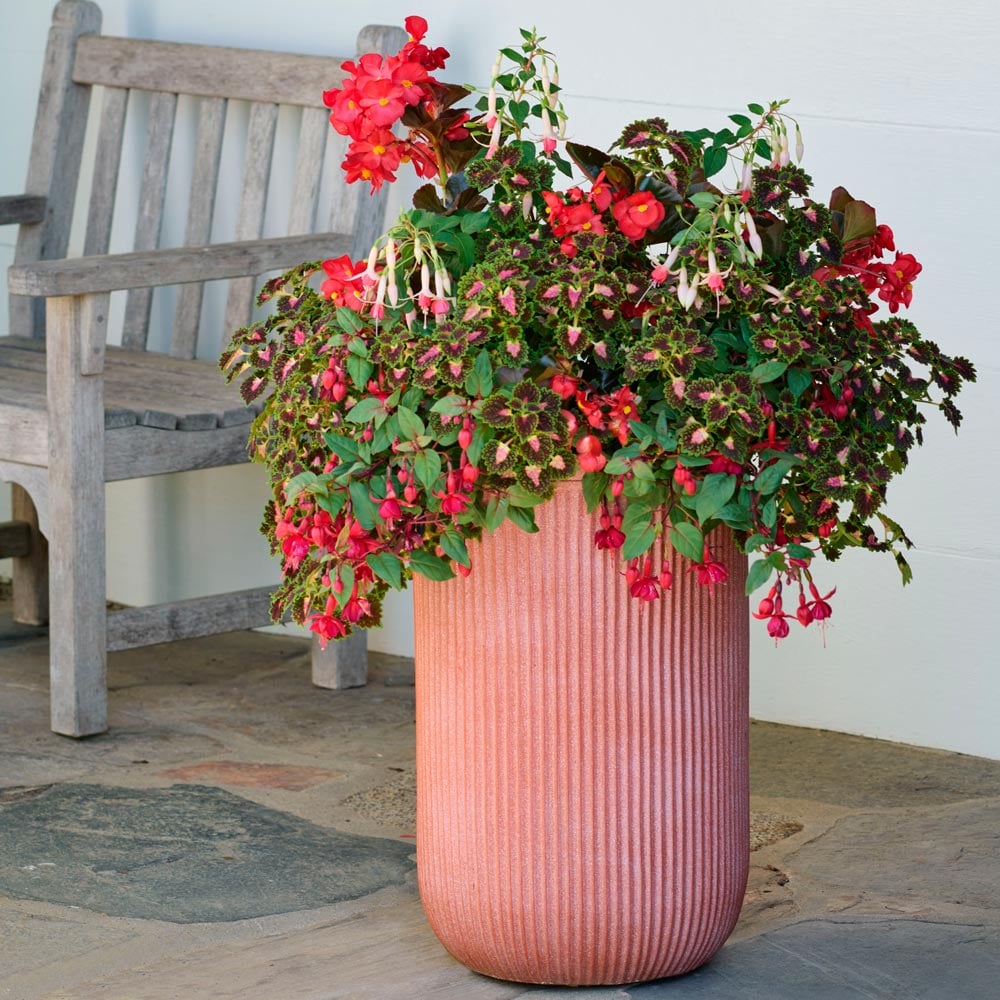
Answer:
[221,16,974,643]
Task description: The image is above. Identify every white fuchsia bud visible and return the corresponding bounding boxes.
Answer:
[522,192,533,219]
[795,123,804,162]
[385,238,397,268]
[486,117,502,160]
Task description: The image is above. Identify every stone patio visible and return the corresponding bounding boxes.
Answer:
[1,591,998,999]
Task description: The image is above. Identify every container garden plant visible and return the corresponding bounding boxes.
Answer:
[221,16,974,986]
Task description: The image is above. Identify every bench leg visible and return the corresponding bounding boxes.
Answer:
[47,294,108,737]
[311,629,368,689]
[11,484,49,626]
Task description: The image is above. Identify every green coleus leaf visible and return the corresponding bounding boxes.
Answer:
[695,472,738,524]
[367,551,403,590]
[669,521,704,562]
[409,548,456,581]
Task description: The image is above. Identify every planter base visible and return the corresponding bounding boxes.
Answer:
[415,483,749,985]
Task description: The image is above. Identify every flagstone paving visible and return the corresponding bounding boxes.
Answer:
[1,592,998,999]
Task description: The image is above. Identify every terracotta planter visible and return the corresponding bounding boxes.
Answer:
[413,482,749,986]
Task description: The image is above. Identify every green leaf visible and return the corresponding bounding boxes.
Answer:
[703,146,728,178]
[895,551,913,585]
[285,470,322,502]
[367,551,403,589]
[346,353,373,390]
[751,360,789,383]
[729,113,752,127]
[505,504,538,533]
[409,548,456,581]
[335,564,355,611]
[413,449,442,492]
[430,394,467,416]
[581,471,610,513]
[506,484,546,507]
[500,46,523,63]
[669,522,704,562]
[744,558,774,595]
[786,542,814,561]
[747,102,765,115]
[786,366,813,400]
[622,501,653,533]
[348,479,378,531]
[695,472,738,524]
[335,307,364,333]
[689,191,718,210]
[459,211,491,234]
[466,426,487,467]
[439,531,471,568]
[346,396,383,424]
[323,433,360,463]
[762,498,777,529]
[621,521,656,561]
[484,495,509,533]
[396,404,425,440]
[465,349,494,398]
[754,459,794,495]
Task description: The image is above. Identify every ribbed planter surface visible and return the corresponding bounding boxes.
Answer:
[414,482,749,986]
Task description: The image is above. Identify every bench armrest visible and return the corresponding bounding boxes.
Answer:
[8,232,352,297]
[0,195,47,226]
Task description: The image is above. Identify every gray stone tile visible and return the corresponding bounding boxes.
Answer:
[750,720,1000,807]
[624,919,1000,999]
[0,783,414,923]
[789,800,1000,909]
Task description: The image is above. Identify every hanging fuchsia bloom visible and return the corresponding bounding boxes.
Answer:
[691,545,729,587]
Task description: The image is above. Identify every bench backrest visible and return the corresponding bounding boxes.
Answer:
[11,0,403,358]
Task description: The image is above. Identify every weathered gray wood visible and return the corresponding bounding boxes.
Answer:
[0,405,48,467]
[0,519,32,559]
[82,85,128,256]
[0,363,139,432]
[0,195,47,226]
[0,463,50,536]
[46,293,107,737]
[73,35,347,108]
[172,96,227,359]
[103,422,253,481]
[288,107,328,235]
[9,231,351,296]
[311,630,369,689]
[0,340,253,430]
[11,485,48,625]
[122,90,178,349]
[11,0,101,339]
[224,101,279,334]
[106,586,274,651]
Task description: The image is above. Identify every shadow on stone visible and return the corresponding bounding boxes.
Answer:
[0,783,414,923]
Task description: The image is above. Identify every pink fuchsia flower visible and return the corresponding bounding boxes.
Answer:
[612,190,665,241]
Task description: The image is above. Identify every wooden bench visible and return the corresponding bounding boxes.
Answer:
[0,1,398,736]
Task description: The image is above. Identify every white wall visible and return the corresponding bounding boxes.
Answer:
[2,0,998,756]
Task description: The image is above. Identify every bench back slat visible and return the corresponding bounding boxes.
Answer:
[72,35,348,108]
[121,90,178,350]
[83,85,128,257]
[171,96,227,358]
